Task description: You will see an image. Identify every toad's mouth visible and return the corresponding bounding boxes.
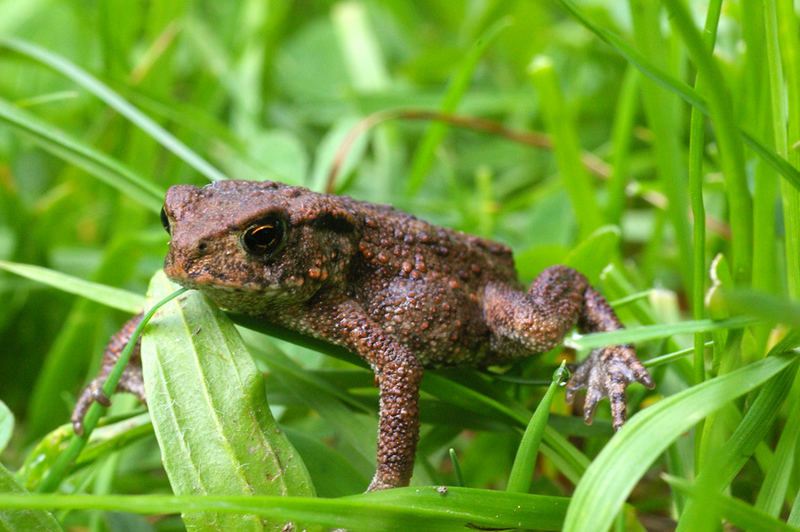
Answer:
[162,255,310,303]
[163,264,278,293]
[162,267,311,317]
[162,253,270,293]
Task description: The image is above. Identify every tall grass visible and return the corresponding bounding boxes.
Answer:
[0,1,797,530]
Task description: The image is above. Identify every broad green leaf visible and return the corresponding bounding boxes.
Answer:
[0,462,61,531]
[0,487,568,531]
[0,261,143,313]
[563,350,798,532]
[140,271,315,531]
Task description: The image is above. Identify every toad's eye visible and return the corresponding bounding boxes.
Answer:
[160,207,170,234]
[242,216,286,257]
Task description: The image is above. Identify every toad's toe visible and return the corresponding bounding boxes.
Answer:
[566,345,652,430]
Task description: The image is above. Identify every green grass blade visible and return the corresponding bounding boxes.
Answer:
[0,37,229,183]
[605,66,639,223]
[0,488,568,531]
[665,475,800,532]
[750,0,780,303]
[0,260,144,313]
[528,56,603,239]
[661,0,751,283]
[0,97,163,211]
[687,0,721,473]
[422,373,589,483]
[141,271,316,529]
[0,401,12,454]
[689,0,722,382]
[551,0,800,193]
[791,490,800,526]
[630,0,692,289]
[506,363,566,493]
[406,18,510,193]
[566,316,760,350]
[755,374,800,516]
[719,289,800,326]
[775,0,800,297]
[676,356,797,530]
[562,350,798,532]
[448,448,464,487]
[644,342,713,369]
[17,414,151,490]
[0,464,61,532]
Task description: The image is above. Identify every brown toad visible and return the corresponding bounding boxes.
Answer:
[73,180,653,491]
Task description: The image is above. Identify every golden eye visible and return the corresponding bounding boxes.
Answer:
[242,216,285,257]
[160,207,170,234]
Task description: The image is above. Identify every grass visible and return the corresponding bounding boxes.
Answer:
[0,1,798,531]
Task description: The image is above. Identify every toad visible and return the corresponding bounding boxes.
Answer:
[73,180,653,491]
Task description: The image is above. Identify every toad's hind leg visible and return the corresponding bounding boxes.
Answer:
[483,265,653,429]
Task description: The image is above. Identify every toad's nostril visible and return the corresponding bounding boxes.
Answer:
[197,242,208,253]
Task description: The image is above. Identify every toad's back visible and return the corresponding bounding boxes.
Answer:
[336,195,521,367]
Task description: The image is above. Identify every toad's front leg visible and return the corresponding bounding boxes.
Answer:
[72,314,147,435]
[302,297,423,491]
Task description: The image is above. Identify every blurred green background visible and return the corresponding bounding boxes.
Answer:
[1,0,799,530]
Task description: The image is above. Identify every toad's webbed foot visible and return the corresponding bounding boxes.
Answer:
[484,265,654,429]
[565,344,654,430]
[71,314,146,435]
